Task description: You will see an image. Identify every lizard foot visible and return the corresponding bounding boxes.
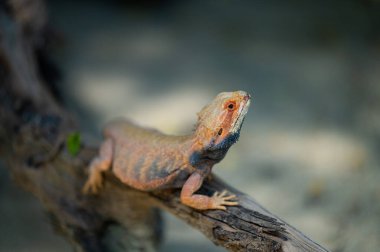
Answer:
[210,190,239,210]
[82,172,103,195]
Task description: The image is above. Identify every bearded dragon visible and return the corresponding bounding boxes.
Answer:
[83,91,251,210]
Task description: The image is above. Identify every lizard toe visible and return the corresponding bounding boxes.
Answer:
[219,190,228,197]
[223,194,237,200]
[223,200,239,206]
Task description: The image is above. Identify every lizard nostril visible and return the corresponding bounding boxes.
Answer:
[218,128,223,135]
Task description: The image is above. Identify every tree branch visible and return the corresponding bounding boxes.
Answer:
[0,1,329,251]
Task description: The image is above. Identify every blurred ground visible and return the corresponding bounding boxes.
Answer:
[1,0,380,251]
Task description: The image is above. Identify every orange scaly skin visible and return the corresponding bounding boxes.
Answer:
[83,91,251,210]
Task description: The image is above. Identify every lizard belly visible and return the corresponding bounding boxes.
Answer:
[112,144,189,191]
[169,169,191,188]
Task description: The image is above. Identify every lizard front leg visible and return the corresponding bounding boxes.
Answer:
[180,172,238,210]
[82,138,113,194]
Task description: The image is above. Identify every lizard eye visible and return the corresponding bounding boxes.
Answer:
[226,102,236,111]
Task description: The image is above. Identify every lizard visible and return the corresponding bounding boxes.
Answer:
[82,90,251,210]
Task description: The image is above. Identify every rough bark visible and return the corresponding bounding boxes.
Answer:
[0,1,329,251]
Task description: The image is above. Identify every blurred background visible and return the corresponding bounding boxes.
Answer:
[1,0,380,251]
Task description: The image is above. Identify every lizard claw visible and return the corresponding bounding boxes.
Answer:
[211,190,239,210]
[82,172,103,195]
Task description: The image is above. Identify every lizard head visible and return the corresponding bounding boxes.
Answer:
[193,90,251,161]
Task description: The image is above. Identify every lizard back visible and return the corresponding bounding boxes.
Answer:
[104,120,193,190]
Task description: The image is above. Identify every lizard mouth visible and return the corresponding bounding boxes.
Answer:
[230,95,251,134]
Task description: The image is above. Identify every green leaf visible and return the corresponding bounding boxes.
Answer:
[66,132,81,156]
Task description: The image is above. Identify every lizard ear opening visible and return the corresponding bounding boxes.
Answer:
[218,128,223,135]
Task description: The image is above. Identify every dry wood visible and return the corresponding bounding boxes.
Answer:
[0,1,329,251]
